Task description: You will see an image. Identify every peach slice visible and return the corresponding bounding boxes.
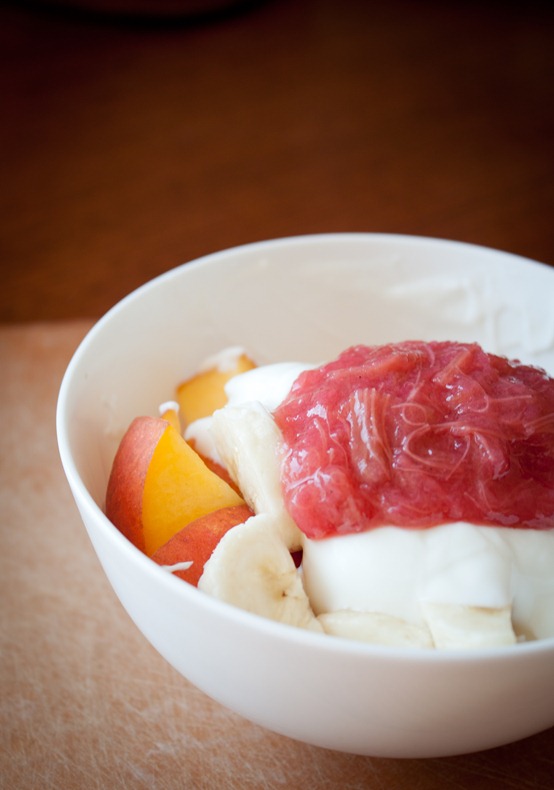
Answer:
[186,436,241,494]
[151,504,254,586]
[158,400,181,433]
[176,349,256,426]
[106,416,245,556]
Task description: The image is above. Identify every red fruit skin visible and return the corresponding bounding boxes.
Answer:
[151,504,254,586]
[105,416,167,553]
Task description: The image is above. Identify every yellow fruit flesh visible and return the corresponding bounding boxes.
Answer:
[176,353,256,425]
[159,405,181,433]
[142,423,244,556]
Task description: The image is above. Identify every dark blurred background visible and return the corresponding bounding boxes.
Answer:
[1,0,553,322]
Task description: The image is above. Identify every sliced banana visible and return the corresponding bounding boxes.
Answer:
[318,610,434,649]
[210,402,302,550]
[198,513,323,633]
[422,602,516,649]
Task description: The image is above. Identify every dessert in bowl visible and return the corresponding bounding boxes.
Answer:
[56,233,554,758]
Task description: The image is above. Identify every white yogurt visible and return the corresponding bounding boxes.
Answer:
[301,523,554,640]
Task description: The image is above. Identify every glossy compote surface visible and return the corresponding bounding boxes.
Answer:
[274,341,554,539]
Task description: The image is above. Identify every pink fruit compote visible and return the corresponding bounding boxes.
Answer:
[274,341,554,537]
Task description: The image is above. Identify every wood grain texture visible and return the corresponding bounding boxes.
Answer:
[1,322,554,789]
[1,0,553,322]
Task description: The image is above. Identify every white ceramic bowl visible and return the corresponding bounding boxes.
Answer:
[57,233,554,758]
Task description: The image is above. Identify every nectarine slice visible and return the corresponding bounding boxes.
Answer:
[106,416,245,556]
[152,504,254,586]
[176,349,256,426]
[159,400,181,433]
[186,436,241,494]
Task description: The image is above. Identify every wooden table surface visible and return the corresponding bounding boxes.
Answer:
[1,1,553,787]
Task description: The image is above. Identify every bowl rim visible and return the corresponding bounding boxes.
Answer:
[56,231,554,662]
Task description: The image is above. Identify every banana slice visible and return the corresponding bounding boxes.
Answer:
[198,513,323,633]
[422,602,517,649]
[210,402,302,550]
[318,610,434,648]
